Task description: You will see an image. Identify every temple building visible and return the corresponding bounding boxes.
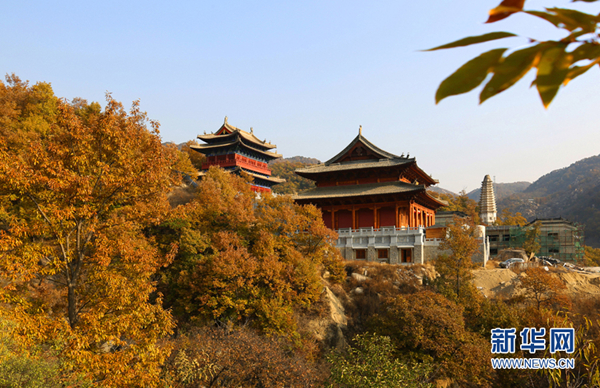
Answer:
[191,117,285,193]
[479,175,497,225]
[294,128,448,263]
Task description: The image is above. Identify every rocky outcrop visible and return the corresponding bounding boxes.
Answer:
[306,285,348,350]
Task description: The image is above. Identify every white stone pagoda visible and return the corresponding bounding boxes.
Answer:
[479,175,497,225]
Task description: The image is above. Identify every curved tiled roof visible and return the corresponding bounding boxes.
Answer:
[294,181,423,200]
[295,158,414,175]
[324,133,399,165]
[191,136,282,159]
[198,122,277,150]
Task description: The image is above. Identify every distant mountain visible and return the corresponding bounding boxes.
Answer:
[270,156,320,165]
[467,182,531,202]
[495,155,600,248]
[428,186,457,196]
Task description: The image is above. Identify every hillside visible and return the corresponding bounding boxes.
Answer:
[269,157,320,194]
[428,186,457,196]
[270,155,320,165]
[467,181,530,202]
[495,154,600,248]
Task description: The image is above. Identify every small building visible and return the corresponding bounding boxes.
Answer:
[191,117,285,193]
[293,128,447,264]
[486,217,584,261]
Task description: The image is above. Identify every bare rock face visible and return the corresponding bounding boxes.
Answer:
[306,286,348,350]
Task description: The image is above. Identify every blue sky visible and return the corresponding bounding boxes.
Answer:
[3,0,599,193]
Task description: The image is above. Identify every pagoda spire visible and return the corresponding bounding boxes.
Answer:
[479,175,497,225]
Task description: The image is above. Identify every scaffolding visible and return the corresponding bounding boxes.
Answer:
[487,218,584,262]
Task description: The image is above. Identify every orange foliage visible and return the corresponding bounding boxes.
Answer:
[161,168,344,335]
[518,267,569,311]
[0,77,176,386]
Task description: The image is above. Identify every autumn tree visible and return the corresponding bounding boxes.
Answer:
[584,245,600,266]
[162,326,325,388]
[496,208,528,226]
[0,76,176,386]
[368,291,492,387]
[428,0,600,107]
[519,267,568,311]
[166,142,198,177]
[436,217,480,299]
[159,167,343,335]
[180,139,206,171]
[432,190,480,224]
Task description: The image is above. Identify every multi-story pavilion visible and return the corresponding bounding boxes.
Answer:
[192,117,285,193]
[294,128,447,263]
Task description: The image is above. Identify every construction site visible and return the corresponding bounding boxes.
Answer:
[486,218,585,262]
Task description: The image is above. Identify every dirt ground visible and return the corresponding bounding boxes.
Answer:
[473,262,600,299]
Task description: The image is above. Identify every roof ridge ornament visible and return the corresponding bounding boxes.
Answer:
[359,125,362,135]
[250,127,254,134]
[224,116,228,124]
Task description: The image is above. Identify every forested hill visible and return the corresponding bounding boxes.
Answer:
[269,157,320,194]
[524,154,600,198]
[428,186,457,196]
[496,154,600,248]
[271,156,320,165]
[467,181,531,202]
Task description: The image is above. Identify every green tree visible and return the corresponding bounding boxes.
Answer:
[522,221,541,259]
[436,217,480,299]
[428,0,600,107]
[0,76,176,387]
[326,333,433,388]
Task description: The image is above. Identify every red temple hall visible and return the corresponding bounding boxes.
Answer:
[192,117,285,193]
[294,127,445,229]
[294,128,447,263]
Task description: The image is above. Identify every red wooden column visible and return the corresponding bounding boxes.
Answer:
[352,207,356,230]
[331,210,335,230]
[373,207,378,229]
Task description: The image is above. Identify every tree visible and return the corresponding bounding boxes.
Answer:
[269,160,316,194]
[522,221,541,259]
[519,267,568,310]
[162,326,324,388]
[496,208,528,226]
[326,333,434,388]
[431,190,480,224]
[0,76,176,386]
[583,245,600,266]
[368,292,492,387]
[428,0,600,107]
[159,167,343,335]
[436,217,480,299]
[180,140,206,171]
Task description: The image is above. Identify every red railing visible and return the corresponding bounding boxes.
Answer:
[202,154,272,175]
